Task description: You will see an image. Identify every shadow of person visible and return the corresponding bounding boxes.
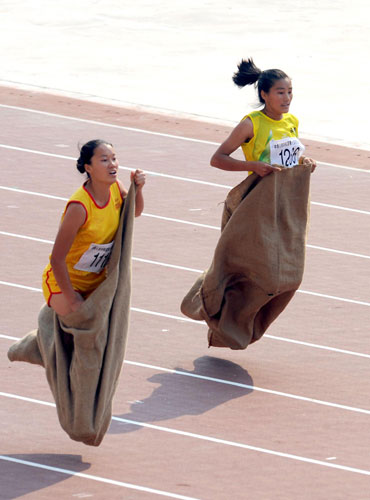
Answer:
[109,355,253,434]
[0,454,91,500]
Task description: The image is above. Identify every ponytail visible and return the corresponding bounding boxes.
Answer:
[233,57,289,105]
[232,58,262,88]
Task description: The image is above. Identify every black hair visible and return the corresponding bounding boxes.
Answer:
[76,139,113,176]
[232,58,289,105]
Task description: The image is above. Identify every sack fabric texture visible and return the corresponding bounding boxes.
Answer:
[8,182,136,446]
[181,165,312,350]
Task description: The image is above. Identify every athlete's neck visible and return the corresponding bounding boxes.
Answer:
[261,108,283,121]
[85,180,111,207]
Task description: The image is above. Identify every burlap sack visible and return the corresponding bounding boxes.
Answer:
[181,165,311,349]
[8,183,136,446]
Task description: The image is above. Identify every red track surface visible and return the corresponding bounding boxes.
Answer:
[1,87,369,499]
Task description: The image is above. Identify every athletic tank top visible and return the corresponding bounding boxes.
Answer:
[44,181,123,293]
[241,111,304,167]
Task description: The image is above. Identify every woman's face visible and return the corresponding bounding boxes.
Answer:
[261,78,293,117]
[85,144,119,184]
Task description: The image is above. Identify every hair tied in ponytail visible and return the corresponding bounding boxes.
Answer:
[232,58,262,88]
[233,57,289,106]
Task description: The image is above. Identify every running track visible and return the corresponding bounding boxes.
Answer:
[0,87,369,500]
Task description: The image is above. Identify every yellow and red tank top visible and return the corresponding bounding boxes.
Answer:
[43,181,124,295]
[241,111,304,167]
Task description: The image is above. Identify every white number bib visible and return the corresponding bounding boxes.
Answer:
[74,241,114,273]
[270,137,305,168]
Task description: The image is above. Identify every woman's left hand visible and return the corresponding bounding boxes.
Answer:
[300,156,317,172]
[131,169,146,187]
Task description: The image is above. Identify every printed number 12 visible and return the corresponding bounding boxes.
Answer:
[279,147,300,166]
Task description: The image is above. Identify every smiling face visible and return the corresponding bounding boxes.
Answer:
[84,143,119,185]
[261,77,293,120]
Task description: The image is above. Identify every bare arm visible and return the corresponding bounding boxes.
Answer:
[129,170,146,217]
[117,172,145,217]
[211,119,281,177]
[50,203,86,309]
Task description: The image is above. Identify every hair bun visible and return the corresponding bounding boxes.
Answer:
[76,157,85,173]
[75,139,112,177]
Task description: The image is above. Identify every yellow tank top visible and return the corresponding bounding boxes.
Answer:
[241,111,303,165]
[44,181,123,294]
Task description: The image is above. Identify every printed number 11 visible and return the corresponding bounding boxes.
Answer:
[91,252,105,268]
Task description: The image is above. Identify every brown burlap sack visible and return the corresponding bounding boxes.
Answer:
[8,183,136,446]
[181,165,311,349]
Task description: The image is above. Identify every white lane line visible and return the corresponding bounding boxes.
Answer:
[0,281,41,292]
[0,231,204,272]
[0,144,76,160]
[0,334,21,341]
[0,231,54,245]
[305,244,370,260]
[2,229,370,261]
[3,338,370,413]
[130,307,199,323]
[0,186,222,230]
[119,308,370,357]
[0,185,68,201]
[0,143,231,189]
[0,456,199,500]
[119,166,231,189]
[310,201,370,215]
[1,392,370,477]
[0,392,55,407]
[1,104,370,173]
[0,104,219,145]
[1,260,370,313]
[3,184,370,233]
[297,289,370,307]
[113,417,370,476]
[132,257,202,273]
[142,213,219,230]
[1,144,370,215]
[4,269,369,310]
[2,329,370,360]
[314,161,370,174]
[262,335,370,359]
[123,361,370,415]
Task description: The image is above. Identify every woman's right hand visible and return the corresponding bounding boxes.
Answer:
[251,162,281,177]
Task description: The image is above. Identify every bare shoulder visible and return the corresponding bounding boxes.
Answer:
[235,117,254,139]
[216,119,254,155]
[63,201,87,228]
[52,202,87,253]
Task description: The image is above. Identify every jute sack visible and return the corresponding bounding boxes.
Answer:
[8,183,136,446]
[181,165,311,349]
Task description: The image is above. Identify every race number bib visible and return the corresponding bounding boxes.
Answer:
[270,137,305,168]
[74,241,114,273]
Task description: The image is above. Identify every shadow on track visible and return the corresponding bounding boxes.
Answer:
[109,355,253,434]
[0,454,91,500]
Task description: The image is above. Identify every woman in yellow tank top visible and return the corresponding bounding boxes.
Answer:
[42,139,146,317]
[211,58,316,174]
